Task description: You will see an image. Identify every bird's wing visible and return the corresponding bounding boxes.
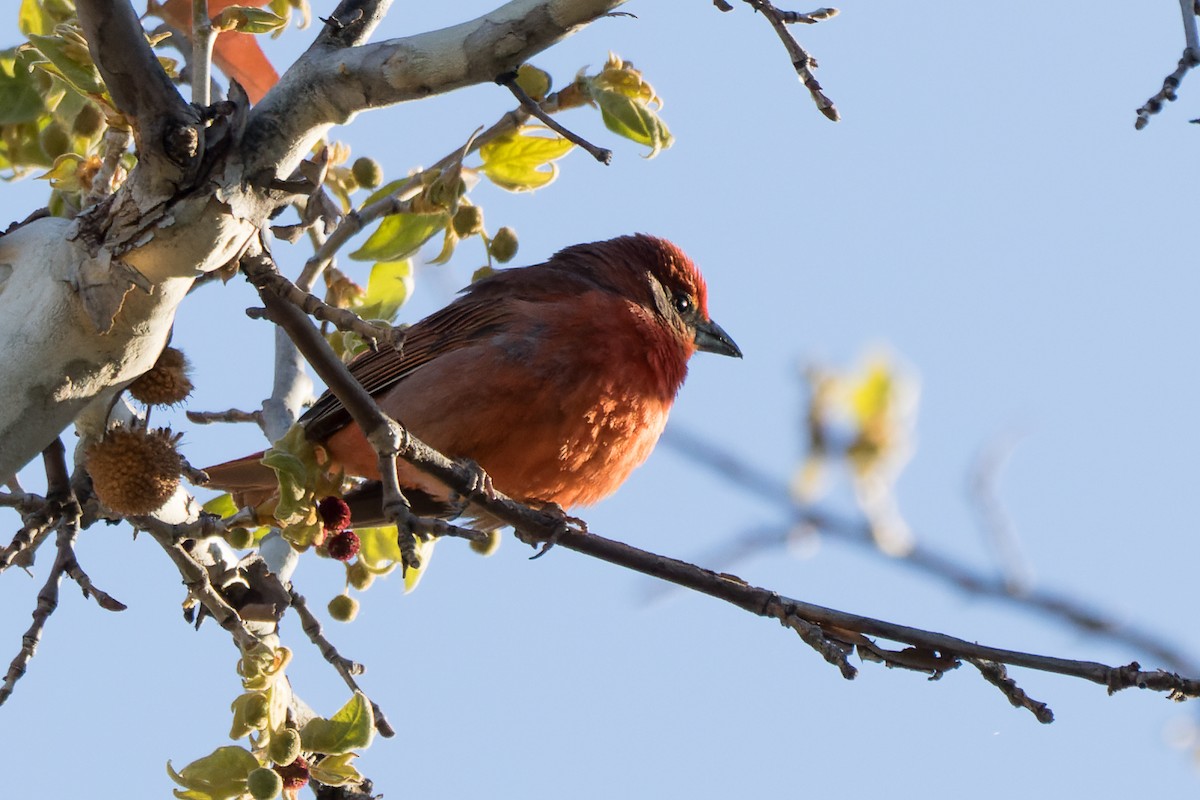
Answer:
[300,264,600,441]
[299,297,517,441]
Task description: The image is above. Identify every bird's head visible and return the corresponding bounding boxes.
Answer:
[554,233,743,360]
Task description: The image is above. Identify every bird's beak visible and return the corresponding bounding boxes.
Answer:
[693,318,742,359]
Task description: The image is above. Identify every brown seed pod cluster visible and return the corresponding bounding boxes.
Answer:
[128,347,193,406]
[85,427,183,515]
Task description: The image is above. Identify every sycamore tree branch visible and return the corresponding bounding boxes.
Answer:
[76,0,203,184]
[1135,0,1200,129]
[661,426,1200,675]
[229,268,1200,720]
[243,0,627,178]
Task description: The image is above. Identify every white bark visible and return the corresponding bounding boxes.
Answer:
[0,0,622,479]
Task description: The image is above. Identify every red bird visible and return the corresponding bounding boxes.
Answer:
[205,234,740,520]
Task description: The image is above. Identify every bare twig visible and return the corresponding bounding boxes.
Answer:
[243,249,450,571]
[736,1,840,120]
[1136,0,1200,129]
[968,432,1033,592]
[136,517,266,653]
[85,127,134,205]
[287,588,396,738]
[187,408,264,425]
[497,71,613,164]
[246,265,405,351]
[0,512,80,706]
[969,657,1054,723]
[661,426,1200,676]
[191,0,216,107]
[296,83,590,289]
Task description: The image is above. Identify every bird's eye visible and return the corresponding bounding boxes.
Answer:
[672,293,693,314]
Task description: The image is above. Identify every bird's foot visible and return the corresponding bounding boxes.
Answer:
[449,459,496,515]
[526,502,587,560]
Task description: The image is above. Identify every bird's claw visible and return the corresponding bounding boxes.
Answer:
[527,502,587,560]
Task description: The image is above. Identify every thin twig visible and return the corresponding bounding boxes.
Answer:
[85,127,134,204]
[968,431,1033,592]
[187,408,265,425]
[287,588,396,738]
[1136,0,1200,129]
[0,512,78,706]
[246,266,405,351]
[661,426,1200,676]
[968,658,1054,723]
[243,249,449,571]
[137,518,266,653]
[740,0,839,120]
[296,83,590,289]
[497,71,612,164]
[191,0,215,106]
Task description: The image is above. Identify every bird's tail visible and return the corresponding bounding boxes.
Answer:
[201,451,278,509]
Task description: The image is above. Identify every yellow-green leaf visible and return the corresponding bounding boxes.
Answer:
[17,0,60,36]
[167,746,259,800]
[354,260,412,322]
[309,752,363,787]
[0,48,45,124]
[212,6,287,35]
[479,127,574,192]
[300,692,375,755]
[26,34,105,96]
[350,212,448,262]
[592,89,673,157]
[202,492,239,518]
[356,526,402,570]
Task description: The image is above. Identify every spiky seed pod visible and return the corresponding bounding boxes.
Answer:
[328,594,359,622]
[351,156,382,189]
[452,204,484,237]
[268,728,303,767]
[317,496,352,532]
[274,756,309,792]
[247,767,283,800]
[489,226,518,263]
[346,559,374,591]
[326,530,360,562]
[86,427,182,515]
[128,347,193,406]
[72,102,105,137]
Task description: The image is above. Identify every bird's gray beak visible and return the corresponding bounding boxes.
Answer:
[694,318,742,358]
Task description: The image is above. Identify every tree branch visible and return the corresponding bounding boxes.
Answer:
[243,0,627,179]
[661,426,1200,676]
[76,0,202,181]
[1135,0,1200,129]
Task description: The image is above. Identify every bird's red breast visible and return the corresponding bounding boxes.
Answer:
[205,234,741,515]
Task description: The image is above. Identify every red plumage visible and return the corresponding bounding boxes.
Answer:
[204,233,740,518]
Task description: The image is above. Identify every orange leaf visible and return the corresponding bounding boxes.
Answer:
[158,0,279,104]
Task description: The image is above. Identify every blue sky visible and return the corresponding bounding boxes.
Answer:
[3,2,1199,797]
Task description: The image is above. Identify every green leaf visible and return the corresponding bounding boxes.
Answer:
[355,526,402,570]
[212,6,288,34]
[26,34,105,96]
[308,752,363,788]
[354,260,412,322]
[479,127,573,192]
[0,49,45,125]
[350,212,448,262]
[202,492,239,518]
[592,89,673,156]
[300,692,375,755]
[167,746,259,800]
[18,0,59,36]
